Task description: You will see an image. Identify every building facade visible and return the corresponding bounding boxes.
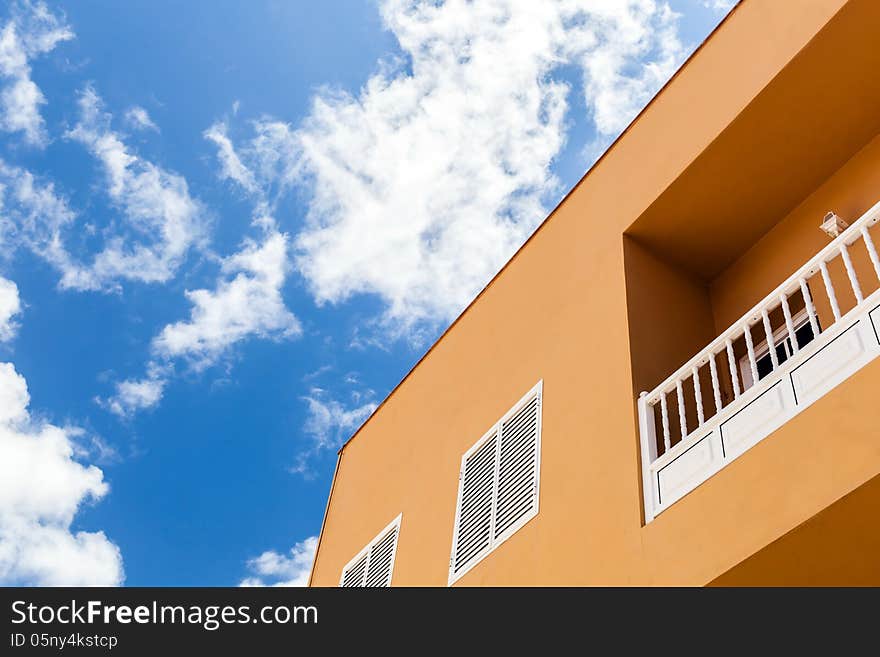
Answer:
[310,0,880,586]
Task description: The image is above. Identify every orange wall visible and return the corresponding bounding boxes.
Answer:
[624,237,715,396]
[310,0,880,586]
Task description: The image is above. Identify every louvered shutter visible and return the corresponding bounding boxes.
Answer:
[339,515,401,587]
[449,382,542,585]
[450,432,497,577]
[364,524,398,587]
[494,394,539,540]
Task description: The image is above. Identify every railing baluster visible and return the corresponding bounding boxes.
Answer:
[819,259,842,321]
[725,338,741,398]
[676,380,687,440]
[799,277,821,339]
[862,226,880,283]
[743,322,759,387]
[708,351,722,415]
[839,242,864,304]
[659,393,671,452]
[692,366,704,426]
[761,309,778,370]
[780,293,799,354]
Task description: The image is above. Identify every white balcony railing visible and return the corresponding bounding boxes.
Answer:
[638,200,880,522]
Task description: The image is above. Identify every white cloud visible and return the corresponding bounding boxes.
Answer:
[0,276,21,341]
[0,158,77,271]
[573,1,685,140]
[0,1,73,146]
[0,126,205,293]
[701,0,735,12]
[293,387,376,475]
[62,86,208,291]
[124,105,159,132]
[283,0,686,337]
[240,536,317,587]
[204,121,258,194]
[0,89,207,294]
[96,363,167,418]
[102,121,303,416]
[0,361,123,585]
[145,117,305,372]
[101,230,298,415]
[204,118,300,229]
[152,231,300,371]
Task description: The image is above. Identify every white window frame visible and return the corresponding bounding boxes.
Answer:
[739,309,813,390]
[448,381,542,586]
[339,514,402,587]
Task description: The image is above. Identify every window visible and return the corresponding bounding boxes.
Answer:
[448,381,542,585]
[339,514,401,587]
[740,310,819,389]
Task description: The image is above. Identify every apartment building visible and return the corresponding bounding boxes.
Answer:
[310,0,880,586]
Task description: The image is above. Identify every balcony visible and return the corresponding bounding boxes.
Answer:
[637,201,880,522]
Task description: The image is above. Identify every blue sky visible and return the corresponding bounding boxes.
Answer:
[0,0,730,586]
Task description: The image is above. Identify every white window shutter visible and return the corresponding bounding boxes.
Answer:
[495,393,540,540]
[451,432,497,577]
[449,381,542,585]
[339,515,402,587]
[364,523,399,587]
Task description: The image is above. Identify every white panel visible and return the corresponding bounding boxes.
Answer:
[656,431,721,508]
[790,323,871,406]
[720,382,792,460]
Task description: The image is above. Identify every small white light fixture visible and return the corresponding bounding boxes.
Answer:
[820,211,848,238]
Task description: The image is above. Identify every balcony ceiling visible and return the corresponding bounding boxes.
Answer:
[626,0,880,281]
